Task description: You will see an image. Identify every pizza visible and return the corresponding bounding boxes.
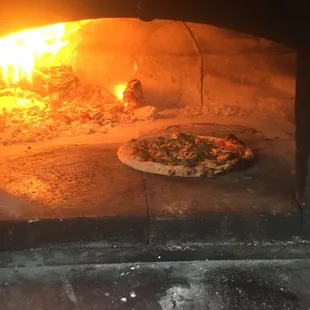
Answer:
[117,132,255,177]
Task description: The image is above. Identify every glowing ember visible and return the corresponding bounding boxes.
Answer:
[0,23,79,85]
[114,83,127,101]
[114,83,129,107]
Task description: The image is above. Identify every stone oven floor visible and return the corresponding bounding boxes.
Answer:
[0,116,298,221]
[1,259,310,309]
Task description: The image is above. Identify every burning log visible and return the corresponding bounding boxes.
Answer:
[0,88,40,99]
[0,65,79,98]
[123,79,145,108]
[31,65,79,95]
[0,65,153,145]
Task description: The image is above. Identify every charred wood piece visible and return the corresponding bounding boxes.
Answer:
[123,79,145,108]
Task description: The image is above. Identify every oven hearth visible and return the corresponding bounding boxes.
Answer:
[0,121,297,221]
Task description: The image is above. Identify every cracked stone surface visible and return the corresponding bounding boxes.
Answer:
[0,259,309,309]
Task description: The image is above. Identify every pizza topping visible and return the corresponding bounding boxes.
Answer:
[118,132,255,178]
[130,132,250,167]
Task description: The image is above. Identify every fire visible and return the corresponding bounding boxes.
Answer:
[113,61,138,107]
[114,84,127,101]
[114,83,129,107]
[0,23,79,85]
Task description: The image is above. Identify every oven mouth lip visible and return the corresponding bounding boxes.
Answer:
[0,211,302,253]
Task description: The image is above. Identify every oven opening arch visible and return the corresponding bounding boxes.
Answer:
[0,2,308,249]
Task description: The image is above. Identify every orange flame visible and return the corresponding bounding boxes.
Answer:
[113,61,138,108]
[0,23,80,85]
[114,83,127,101]
[114,83,129,107]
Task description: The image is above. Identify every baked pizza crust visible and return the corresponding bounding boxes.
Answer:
[117,133,255,177]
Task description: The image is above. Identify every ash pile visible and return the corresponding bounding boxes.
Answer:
[0,65,158,145]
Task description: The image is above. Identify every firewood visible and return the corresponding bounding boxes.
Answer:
[123,79,145,108]
[0,67,148,145]
[32,65,79,94]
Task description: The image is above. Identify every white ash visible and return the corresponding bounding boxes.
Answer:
[133,105,158,120]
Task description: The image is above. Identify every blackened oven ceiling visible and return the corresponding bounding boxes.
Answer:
[0,0,310,48]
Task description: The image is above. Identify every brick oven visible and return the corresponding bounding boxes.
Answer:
[0,1,309,250]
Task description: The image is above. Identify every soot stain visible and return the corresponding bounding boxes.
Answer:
[203,268,300,310]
